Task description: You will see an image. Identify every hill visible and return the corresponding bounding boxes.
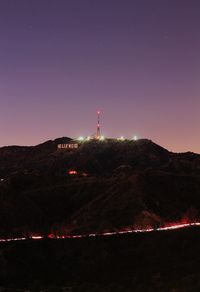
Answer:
[0,137,200,177]
[0,138,200,237]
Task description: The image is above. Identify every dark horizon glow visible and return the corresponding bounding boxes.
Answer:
[0,0,200,153]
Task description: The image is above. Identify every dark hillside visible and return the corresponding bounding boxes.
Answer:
[0,138,200,290]
[65,139,170,174]
[0,137,71,176]
[0,138,200,237]
[0,171,200,237]
[64,172,200,234]
[1,137,200,177]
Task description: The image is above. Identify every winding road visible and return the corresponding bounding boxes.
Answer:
[0,222,200,243]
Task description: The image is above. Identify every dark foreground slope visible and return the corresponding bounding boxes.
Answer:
[1,227,200,291]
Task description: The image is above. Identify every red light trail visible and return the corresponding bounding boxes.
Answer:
[0,222,200,243]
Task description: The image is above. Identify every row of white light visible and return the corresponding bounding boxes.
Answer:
[117,136,138,141]
[77,136,138,141]
[77,136,105,141]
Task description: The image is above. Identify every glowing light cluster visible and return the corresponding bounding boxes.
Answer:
[68,170,77,175]
[117,135,138,141]
[133,135,138,141]
[118,136,125,141]
[77,135,139,142]
[77,135,106,141]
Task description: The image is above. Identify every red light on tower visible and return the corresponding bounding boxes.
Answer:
[96,110,101,139]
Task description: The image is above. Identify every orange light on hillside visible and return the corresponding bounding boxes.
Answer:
[68,170,77,175]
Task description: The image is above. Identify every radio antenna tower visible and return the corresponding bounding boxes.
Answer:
[96,111,101,139]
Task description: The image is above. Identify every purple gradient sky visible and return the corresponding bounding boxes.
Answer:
[0,0,200,152]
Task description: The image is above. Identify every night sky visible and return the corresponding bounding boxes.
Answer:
[0,0,200,153]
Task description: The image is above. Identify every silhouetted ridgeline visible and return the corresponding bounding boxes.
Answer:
[0,137,200,176]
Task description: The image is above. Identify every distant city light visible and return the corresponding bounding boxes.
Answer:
[86,136,91,141]
[99,135,105,141]
[118,136,125,141]
[78,136,84,141]
[133,135,138,141]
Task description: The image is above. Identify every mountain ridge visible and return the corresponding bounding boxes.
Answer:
[0,137,200,237]
[0,137,200,178]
